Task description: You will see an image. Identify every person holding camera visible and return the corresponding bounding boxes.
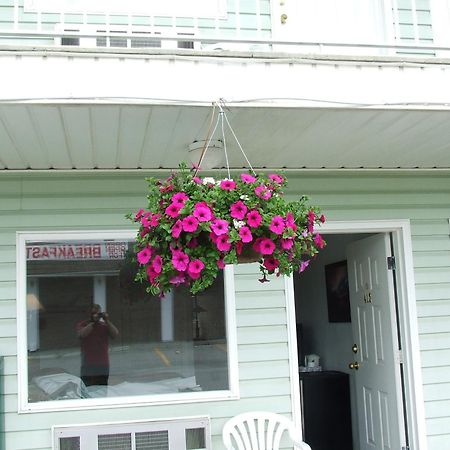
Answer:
[76,303,119,387]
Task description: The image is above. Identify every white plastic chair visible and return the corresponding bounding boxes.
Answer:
[222,411,312,450]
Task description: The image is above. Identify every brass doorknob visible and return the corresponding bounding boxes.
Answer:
[281,13,288,24]
[349,361,360,370]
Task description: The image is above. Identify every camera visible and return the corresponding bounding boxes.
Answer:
[97,312,105,320]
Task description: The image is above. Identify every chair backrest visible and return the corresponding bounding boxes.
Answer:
[222,411,311,450]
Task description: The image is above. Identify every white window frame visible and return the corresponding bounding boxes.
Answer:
[16,230,239,413]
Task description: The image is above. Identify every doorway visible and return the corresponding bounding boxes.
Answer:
[293,229,419,450]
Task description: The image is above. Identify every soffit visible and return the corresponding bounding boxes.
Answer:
[0,103,449,170]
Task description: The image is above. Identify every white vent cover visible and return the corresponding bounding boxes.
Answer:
[54,416,210,450]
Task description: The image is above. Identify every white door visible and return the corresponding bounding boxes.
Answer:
[346,234,406,450]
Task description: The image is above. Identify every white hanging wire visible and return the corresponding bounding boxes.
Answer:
[196,99,257,178]
[218,103,231,179]
[222,111,256,176]
[196,104,221,173]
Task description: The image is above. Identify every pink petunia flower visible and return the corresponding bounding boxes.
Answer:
[269,174,284,184]
[269,215,285,235]
[259,238,276,255]
[220,179,236,191]
[286,212,298,232]
[193,203,213,222]
[172,250,189,271]
[209,232,218,243]
[170,272,186,286]
[216,234,231,252]
[217,257,226,269]
[193,176,202,184]
[182,215,199,233]
[211,219,229,236]
[308,210,316,223]
[165,203,182,218]
[252,237,264,253]
[299,260,310,273]
[235,240,243,255]
[172,220,183,238]
[187,269,202,280]
[141,216,151,228]
[280,238,294,250]
[247,209,262,228]
[286,212,295,227]
[137,247,152,265]
[149,214,161,227]
[188,259,205,274]
[146,265,158,283]
[239,226,253,243]
[152,255,163,274]
[172,192,189,207]
[230,200,248,220]
[255,184,272,200]
[320,214,326,223]
[135,208,145,221]
[314,233,325,249]
[263,257,279,271]
[240,173,256,184]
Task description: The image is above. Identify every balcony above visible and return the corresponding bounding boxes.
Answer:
[1,0,450,171]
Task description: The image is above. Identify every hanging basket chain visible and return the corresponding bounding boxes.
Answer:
[193,102,217,178]
[194,99,257,177]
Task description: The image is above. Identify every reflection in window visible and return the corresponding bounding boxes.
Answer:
[26,239,228,403]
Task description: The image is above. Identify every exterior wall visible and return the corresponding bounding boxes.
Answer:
[0,170,449,449]
[0,173,293,450]
[286,170,450,450]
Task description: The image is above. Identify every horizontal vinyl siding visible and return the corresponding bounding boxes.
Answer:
[0,174,293,450]
[1,171,450,449]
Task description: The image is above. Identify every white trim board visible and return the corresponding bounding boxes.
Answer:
[285,219,427,450]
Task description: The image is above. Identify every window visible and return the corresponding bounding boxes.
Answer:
[18,232,237,411]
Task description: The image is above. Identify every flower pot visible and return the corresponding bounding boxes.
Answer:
[236,246,261,264]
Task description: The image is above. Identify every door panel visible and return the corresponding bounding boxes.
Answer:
[347,234,405,450]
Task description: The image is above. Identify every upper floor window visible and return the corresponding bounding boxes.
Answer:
[18,232,237,412]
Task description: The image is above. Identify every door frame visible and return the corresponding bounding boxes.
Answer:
[286,219,427,450]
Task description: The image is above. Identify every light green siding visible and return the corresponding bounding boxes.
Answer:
[0,173,294,450]
[1,171,450,449]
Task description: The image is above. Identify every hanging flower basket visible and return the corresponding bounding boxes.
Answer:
[127,162,326,296]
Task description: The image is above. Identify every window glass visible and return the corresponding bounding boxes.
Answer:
[26,239,228,403]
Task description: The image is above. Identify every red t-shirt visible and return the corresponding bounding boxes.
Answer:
[76,320,109,366]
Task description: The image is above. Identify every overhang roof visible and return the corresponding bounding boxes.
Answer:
[0,103,450,170]
[1,48,450,170]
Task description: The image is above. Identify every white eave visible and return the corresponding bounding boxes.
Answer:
[1,47,450,170]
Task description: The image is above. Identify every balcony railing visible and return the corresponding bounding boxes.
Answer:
[1,0,450,58]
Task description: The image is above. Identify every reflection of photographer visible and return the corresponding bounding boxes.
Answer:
[76,304,119,386]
